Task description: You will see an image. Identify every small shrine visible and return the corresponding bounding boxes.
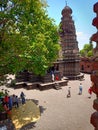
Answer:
[90,2,98,130]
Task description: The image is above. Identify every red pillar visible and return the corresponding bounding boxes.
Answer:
[90,2,98,130]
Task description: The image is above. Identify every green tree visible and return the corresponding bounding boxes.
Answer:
[0,0,60,77]
[80,43,93,57]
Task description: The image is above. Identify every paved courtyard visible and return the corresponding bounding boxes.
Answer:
[1,74,96,130]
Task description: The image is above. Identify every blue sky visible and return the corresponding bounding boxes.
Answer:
[47,0,98,50]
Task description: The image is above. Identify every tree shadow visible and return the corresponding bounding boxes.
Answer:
[26,99,47,114]
[25,99,47,115]
[26,99,39,106]
[19,99,46,130]
[39,105,47,114]
[20,122,36,130]
[31,99,39,105]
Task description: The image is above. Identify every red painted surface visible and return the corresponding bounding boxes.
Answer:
[92,17,98,28]
[90,2,98,130]
[93,99,98,111]
[91,112,98,128]
[93,2,98,14]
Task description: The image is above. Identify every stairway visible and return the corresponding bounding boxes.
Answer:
[53,82,62,90]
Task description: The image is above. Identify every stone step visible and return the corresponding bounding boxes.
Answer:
[38,80,68,90]
[53,83,62,90]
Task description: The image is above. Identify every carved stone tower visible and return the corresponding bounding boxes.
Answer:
[59,5,80,79]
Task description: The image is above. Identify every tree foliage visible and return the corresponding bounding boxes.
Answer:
[79,43,93,57]
[0,0,60,76]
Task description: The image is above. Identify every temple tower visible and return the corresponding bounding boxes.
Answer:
[59,5,80,79]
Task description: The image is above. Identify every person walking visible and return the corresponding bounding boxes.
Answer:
[12,94,16,107]
[8,96,13,110]
[20,92,26,104]
[67,87,71,98]
[51,73,55,82]
[15,96,19,108]
[79,83,83,95]
[3,95,9,107]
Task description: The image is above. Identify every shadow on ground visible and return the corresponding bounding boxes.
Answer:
[20,122,36,130]
[18,99,46,130]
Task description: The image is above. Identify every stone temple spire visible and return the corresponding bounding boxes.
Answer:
[58,4,81,79]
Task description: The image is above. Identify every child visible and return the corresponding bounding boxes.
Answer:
[67,87,71,98]
[79,83,83,95]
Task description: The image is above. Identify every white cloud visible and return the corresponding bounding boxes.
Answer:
[76,32,83,36]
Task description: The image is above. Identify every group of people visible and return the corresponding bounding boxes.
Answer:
[0,91,26,118]
[51,74,59,82]
[67,83,93,98]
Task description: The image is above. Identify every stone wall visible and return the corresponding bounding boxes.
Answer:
[80,57,93,74]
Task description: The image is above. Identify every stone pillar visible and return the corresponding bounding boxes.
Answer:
[90,2,98,130]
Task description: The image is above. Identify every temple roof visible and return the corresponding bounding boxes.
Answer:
[62,5,72,15]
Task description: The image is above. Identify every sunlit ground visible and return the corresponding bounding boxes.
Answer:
[11,100,40,130]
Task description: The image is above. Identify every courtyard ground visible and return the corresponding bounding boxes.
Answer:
[0,74,96,130]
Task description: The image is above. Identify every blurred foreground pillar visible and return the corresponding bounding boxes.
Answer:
[90,2,98,130]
